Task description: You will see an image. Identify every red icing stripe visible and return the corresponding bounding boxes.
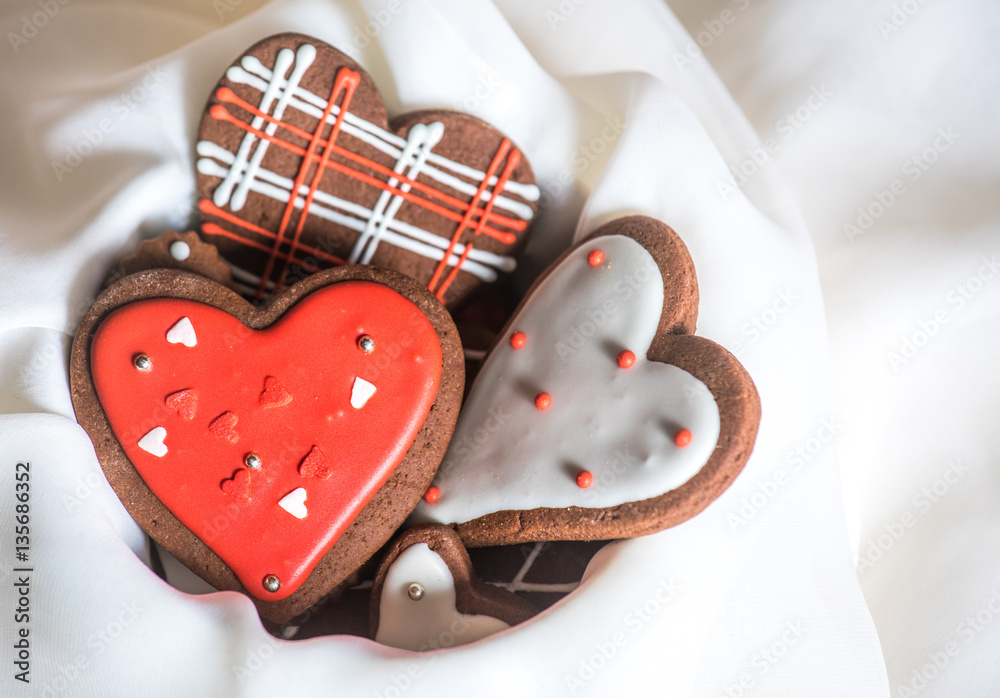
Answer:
[213,87,527,238]
[209,105,522,247]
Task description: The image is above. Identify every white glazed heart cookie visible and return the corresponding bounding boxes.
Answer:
[370,524,537,650]
[413,215,761,545]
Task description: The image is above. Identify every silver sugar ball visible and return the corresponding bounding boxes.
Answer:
[407,583,425,601]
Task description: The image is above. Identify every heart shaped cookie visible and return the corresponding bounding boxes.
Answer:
[70,266,463,622]
[412,216,761,544]
[371,524,537,651]
[195,33,539,307]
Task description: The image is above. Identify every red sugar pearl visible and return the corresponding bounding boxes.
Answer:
[576,471,593,489]
[535,392,552,410]
[510,331,526,349]
[587,249,604,267]
[424,486,441,504]
[617,349,636,369]
[674,429,692,448]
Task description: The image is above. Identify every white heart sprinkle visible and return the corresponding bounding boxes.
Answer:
[138,427,168,457]
[278,487,308,519]
[351,377,376,409]
[166,317,198,347]
[169,240,191,261]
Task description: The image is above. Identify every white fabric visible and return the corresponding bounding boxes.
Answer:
[668,1,1000,696]
[12,0,986,694]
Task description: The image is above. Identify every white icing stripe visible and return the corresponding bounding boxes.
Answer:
[223,257,276,290]
[231,45,315,212]
[226,59,539,217]
[239,55,539,202]
[351,122,444,265]
[213,49,294,209]
[197,146,513,280]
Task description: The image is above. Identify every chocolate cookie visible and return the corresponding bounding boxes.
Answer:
[69,265,463,622]
[412,215,761,545]
[195,33,539,307]
[109,230,234,289]
[370,524,537,651]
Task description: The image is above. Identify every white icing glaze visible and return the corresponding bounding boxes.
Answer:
[278,487,307,519]
[169,240,191,261]
[165,317,197,347]
[413,235,721,524]
[350,377,376,409]
[375,543,509,651]
[138,427,168,457]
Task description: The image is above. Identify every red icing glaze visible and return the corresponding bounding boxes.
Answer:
[299,445,331,480]
[587,249,604,267]
[674,429,692,448]
[617,350,636,369]
[221,469,251,500]
[509,331,526,350]
[209,411,240,444]
[90,281,443,601]
[576,471,593,489]
[535,392,552,411]
[423,485,441,504]
[165,389,198,421]
[260,376,292,408]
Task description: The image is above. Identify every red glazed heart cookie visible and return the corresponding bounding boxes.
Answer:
[196,33,539,307]
[70,266,463,622]
[413,216,761,545]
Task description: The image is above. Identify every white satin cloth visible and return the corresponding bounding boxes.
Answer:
[8,0,989,694]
